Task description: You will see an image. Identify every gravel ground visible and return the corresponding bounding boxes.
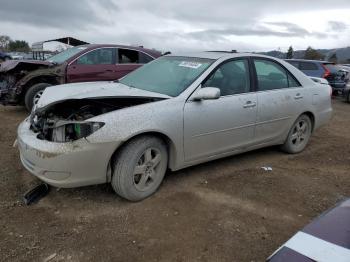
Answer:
[0,99,349,262]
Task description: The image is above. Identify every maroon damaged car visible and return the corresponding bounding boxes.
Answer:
[0,44,161,110]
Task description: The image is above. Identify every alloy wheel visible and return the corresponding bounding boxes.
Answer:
[290,119,309,146]
[33,90,44,105]
[133,147,162,191]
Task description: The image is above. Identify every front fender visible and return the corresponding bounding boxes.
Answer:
[86,98,185,170]
[15,65,66,95]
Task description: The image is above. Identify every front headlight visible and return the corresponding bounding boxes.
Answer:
[51,121,105,142]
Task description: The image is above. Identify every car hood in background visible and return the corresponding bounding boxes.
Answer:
[0,59,52,72]
[268,198,350,262]
[36,82,171,109]
[309,77,329,85]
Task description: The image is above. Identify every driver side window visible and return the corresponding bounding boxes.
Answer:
[203,59,251,96]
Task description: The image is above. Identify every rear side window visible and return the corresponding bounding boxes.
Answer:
[118,49,139,64]
[254,59,300,91]
[76,48,114,65]
[299,62,318,71]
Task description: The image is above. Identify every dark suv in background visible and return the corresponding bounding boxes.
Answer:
[0,51,11,62]
[0,44,161,110]
[285,59,349,93]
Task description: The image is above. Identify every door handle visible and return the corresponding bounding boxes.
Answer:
[105,69,113,72]
[243,101,257,108]
[294,93,303,100]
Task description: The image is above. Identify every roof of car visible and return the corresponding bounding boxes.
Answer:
[166,52,275,60]
[80,44,162,57]
[285,58,332,64]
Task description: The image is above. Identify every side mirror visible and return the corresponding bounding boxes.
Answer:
[191,87,220,101]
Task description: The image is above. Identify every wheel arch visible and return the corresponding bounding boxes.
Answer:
[107,131,179,182]
[301,111,315,132]
[19,75,60,102]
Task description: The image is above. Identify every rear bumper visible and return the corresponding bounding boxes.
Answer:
[315,107,332,130]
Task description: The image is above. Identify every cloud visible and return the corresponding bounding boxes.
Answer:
[187,22,327,41]
[0,0,350,52]
[0,0,119,28]
[123,0,350,26]
[328,21,348,32]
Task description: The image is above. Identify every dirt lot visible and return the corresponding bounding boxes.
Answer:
[0,99,349,262]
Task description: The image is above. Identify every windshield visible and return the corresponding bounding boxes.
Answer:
[119,56,214,96]
[46,46,88,64]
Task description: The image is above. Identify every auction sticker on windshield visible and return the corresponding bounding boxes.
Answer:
[178,61,203,69]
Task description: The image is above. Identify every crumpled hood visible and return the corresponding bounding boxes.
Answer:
[36,81,171,109]
[0,59,52,72]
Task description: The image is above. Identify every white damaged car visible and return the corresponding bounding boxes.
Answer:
[17,53,332,201]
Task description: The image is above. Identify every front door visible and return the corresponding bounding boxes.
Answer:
[66,48,117,83]
[184,58,257,162]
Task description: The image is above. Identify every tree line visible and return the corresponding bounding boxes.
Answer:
[286,45,338,63]
[0,35,30,52]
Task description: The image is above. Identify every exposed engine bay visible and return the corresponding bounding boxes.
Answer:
[0,60,59,105]
[30,97,160,142]
[0,74,22,103]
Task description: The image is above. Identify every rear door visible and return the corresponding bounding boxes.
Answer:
[115,48,154,79]
[66,48,117,83]
[253,58,305,144]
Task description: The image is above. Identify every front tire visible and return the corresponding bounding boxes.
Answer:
[24,83,51,111]
[281,115,312,154]
[111,136,168,201]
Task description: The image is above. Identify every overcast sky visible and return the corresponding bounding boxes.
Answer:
[1,0,350,52]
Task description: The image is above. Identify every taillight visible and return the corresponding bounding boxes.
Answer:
[322,64,331,78]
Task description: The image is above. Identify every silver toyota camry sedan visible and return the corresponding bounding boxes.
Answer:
[17,52,332,201]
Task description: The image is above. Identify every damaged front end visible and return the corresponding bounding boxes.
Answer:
[30,97,159,142]
[0,60,61,105]
[0,73,17,103]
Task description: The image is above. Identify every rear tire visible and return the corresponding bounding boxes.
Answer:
[24,83,51,111]
[281,115,312,154]
[111,136,168,201]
